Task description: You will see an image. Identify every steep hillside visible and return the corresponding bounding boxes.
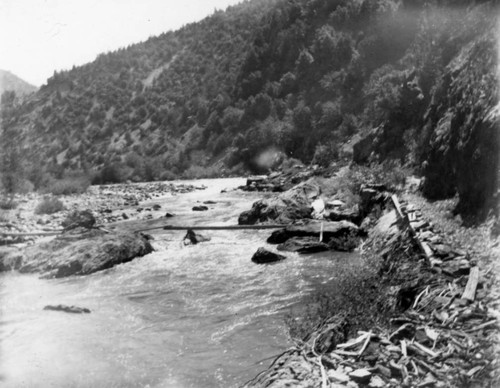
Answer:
[1,0,498,221]
[0,0,278,181]
[0,70,37,96]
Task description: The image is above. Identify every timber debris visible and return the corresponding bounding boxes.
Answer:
[244,194,498,388]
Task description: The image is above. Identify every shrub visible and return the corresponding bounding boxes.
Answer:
[91,163,128,185]
[159,170,178,181]
[311,143,339,167]
[0,198,17,210]
[182,165,219,179]
[43,176,90,195]
[35,196,65,215]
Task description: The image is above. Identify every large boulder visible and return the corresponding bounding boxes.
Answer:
[238,180,320,225]
[19,229,153,278]
[267,220,360,251]
[62,210,96,231]
[251,247,286,264]
[277,237,329,254]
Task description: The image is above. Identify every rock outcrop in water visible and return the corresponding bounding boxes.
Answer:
[18,229,153,278]
[267,220,360,252]
[238,180,320,225]
[183,229,211,245]
[251,247,286,264]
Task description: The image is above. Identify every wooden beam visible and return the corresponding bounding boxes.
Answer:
[391,195,405,220]
[462,266,480,302]
[135,224,286,232]
[0,230,63,237]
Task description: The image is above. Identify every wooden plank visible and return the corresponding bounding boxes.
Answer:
[462,266,479,302]
[135,224,287,232]
[391,195,405,220]
[0,230,63,237]
[337,332,369,349]
[415,240,434,261]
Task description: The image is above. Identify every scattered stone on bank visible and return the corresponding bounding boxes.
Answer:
[43,304,91,314]
[183,229,211,245]
[192,205,209,211]
[251,247,286,264]
[164,212,175,218]
[19,229,153,278]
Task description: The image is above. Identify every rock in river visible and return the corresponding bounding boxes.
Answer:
[19,229,153,278]
[44,304,91,314]
[183,229,211,245]
[267,220,360,251]
[238,180,320,225]
[192,205,209,211]
[251,247,286,264]
[277,237,329,254]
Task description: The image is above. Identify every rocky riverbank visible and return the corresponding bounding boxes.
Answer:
[0,181,206,245]
[0,181,207,277]
[238,170,499,388]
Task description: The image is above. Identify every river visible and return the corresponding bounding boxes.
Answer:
[0,178,359,388]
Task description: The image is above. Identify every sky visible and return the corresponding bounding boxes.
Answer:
[0,0,243,86]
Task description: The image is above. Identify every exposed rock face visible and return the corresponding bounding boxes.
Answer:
[19,229,153,278]
[420,33,499,221]
[352,129,378,164]
[251,248,286,264]
[238,180,320,225]
[267,220,360,252]
[351,16,499,222]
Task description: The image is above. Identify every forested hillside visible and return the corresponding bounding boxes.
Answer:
[1,0,498,221]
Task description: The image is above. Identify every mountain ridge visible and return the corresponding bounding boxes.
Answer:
[0,0,498,221]
[0,70,38,96]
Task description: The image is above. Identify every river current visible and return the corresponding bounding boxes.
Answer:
[0,178,358,388]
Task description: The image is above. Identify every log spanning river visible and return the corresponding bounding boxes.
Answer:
[0,178,359,388]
